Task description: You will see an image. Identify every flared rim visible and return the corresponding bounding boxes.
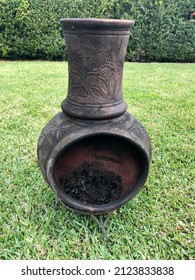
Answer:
[60,18,135,31]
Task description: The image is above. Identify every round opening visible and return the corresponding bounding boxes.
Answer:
[53,134,144,207]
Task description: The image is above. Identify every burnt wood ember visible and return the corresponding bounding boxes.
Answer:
[59,162,122,205]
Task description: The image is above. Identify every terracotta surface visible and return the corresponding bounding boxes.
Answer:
[37,19,151,215]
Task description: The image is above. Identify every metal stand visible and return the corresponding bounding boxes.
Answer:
[54,196,112,251]
[90,212,113,250]
[54,197,60,210]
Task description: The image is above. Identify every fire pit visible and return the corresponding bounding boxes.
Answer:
[37,18,151,215]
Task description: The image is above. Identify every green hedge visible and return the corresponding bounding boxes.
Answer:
[113,0,195,62]
[0,0,194,61]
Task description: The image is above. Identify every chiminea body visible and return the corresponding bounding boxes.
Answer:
[37,19,151,215]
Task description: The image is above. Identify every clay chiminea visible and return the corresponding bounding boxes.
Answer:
[37,19,151,215]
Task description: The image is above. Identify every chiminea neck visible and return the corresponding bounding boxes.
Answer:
[60,18,134,120]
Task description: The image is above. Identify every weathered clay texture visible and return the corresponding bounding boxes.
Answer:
[37,19,151,215]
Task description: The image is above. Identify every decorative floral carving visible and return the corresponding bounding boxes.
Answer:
[84,37,105,65]
[126,118,147,141]
[66,37,82,66]
[69,69,112,102]
[67,35,126,103]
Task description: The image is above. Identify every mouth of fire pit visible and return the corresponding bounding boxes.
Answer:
[49,134,148,214]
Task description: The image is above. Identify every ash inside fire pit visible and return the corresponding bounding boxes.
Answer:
[59,162,122,205]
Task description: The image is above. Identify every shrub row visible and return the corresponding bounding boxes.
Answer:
[0,0,194,61]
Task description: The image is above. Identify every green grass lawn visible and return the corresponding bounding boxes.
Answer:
[0,61,194,260]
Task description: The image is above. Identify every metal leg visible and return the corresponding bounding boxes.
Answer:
[90,212,113,250]
[145,185,149,196]
[54,197,60,210]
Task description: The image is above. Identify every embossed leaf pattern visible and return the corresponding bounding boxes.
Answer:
[67,37,82,65]
[67,35,125,102]
[72,51,82,65]
[100,62,122,99]
[85,37,105,64]
[127,119,146,140]
[69,70,110,102]
[98,76,109,97]
[69,71,87,97]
